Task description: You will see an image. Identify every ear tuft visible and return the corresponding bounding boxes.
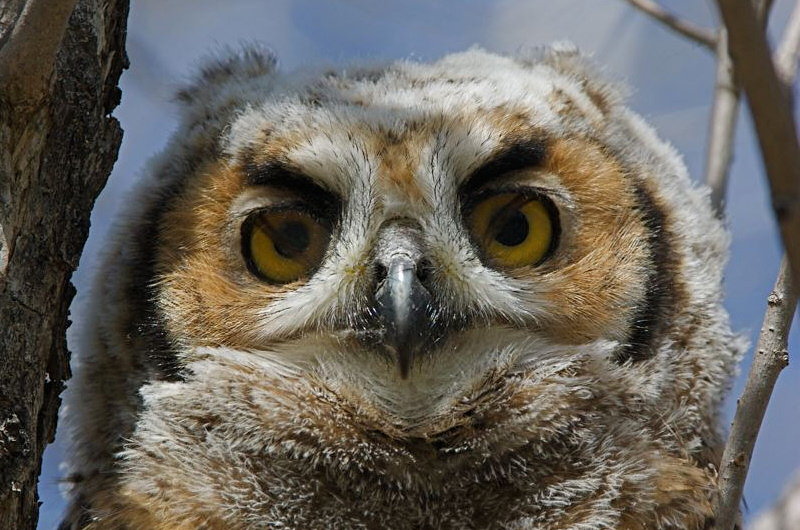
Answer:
[177,43,278,106]
[516,43,629,115]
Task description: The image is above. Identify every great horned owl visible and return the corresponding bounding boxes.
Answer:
[61,45,743,530]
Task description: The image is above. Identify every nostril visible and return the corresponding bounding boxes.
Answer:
[416,259,433,284]
[374,262,388,284]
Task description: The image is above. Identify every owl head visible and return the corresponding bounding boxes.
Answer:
[65,44,743,529]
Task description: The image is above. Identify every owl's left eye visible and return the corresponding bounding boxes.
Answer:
[242,207,331,284]
[468,192,558,268]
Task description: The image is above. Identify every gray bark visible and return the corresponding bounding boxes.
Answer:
[0,0,128,528]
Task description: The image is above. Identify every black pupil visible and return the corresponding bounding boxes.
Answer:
[274,220,310,258]
[494,210,529,246]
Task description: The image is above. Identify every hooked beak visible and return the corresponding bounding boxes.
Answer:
[374,257,432,378]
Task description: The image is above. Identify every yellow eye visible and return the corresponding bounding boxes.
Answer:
[243,209,330,283]
[469,192,557,268]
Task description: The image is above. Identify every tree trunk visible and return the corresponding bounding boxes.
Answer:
[0,0,128,528]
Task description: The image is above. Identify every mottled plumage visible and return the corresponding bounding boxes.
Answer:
[61,45,742,529]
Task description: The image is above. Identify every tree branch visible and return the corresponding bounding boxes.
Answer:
[774,0,800,85]
[704,29,740,215]
[715,259,797,530]
[715,0,800,297]
[756,0,776,26]
[620,0,717,50]
[711,2,800,528]
[0,0,78,107]
[703,0,774,215]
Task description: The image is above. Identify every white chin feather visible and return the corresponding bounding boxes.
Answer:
[181,330,621,426]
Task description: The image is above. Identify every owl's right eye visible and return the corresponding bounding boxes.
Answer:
[242,207,331,284]
[468,191,559,269]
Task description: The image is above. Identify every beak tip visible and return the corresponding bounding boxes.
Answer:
[398,363,411,380]
[374,256,433,381]
[397,348,412,379]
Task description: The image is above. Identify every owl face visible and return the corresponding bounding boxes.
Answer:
[150,49,677,427]
[64,46,742,529]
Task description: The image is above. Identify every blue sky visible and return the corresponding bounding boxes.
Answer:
[37,1,800,527]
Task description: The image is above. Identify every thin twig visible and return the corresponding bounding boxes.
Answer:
[715,0,800,297]
[621,0,717,50]
[704,29,740,215]
[703,0,774,215]
[774,0,800,85]
[757,0,776,26]
[0,0,78,108]
[715,259,797,530]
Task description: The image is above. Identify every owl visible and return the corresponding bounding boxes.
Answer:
[60,44,743,530]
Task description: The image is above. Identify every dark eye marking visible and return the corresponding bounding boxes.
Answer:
[245,160,341,219]
[460,138,548,197]
[618,181,678,363]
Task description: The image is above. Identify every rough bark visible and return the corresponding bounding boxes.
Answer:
[0,0,129,528]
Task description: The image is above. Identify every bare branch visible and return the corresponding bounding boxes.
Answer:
[715,0,800,297]
[757,0,776,26]
[712,3,800,526]
[704,29,740,215]
[621,0,717,50]
[775,0,800,84]
[702,0,773,215]
[715,259,797,530]
[703,0,774,215]
[0,0,78,107]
